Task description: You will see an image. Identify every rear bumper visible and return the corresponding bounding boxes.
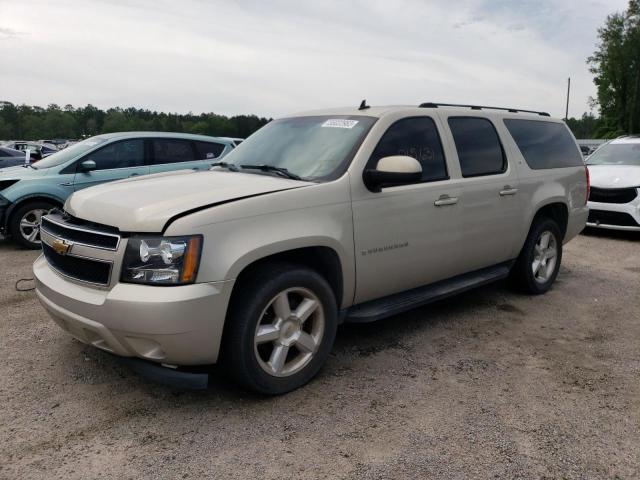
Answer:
[34,255,235,366]
[587,199,640,231]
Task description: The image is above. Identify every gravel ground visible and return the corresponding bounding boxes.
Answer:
[1,229,639,479]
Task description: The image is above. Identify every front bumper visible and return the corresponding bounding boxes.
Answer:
[34,255,235,366]
[587,197,640,231]
[0,196,9,235]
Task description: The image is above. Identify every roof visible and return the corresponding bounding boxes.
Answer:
[91,131,236,143]
[285,104,560,121]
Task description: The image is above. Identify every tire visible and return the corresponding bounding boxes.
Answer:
[9,200,56,249]
[222,262,338,395]
[510,217,563,295]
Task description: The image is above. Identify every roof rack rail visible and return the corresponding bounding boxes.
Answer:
[419,102,550,117]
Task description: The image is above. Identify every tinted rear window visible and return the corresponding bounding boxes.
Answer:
[194,141,225,159]
[448,117,505,177]
[504,119,583,169]
[152,139,196,165]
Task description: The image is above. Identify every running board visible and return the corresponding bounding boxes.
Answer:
[345,263,512,323]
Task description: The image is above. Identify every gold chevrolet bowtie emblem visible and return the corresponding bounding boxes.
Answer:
[52,238,72,255]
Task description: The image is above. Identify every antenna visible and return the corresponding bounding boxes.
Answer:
[565,77,571,121]
[358,99,370,110]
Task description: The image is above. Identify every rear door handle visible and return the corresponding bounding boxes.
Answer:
[434,195,458,206]
[129,173,140,178]
[499,186,518,196]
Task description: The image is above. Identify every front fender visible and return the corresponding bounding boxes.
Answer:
[167,201,356,309]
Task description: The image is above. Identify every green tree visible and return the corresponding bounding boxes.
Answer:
[588,0,640,137]
[0,101,270,140]
[566,112,602,138]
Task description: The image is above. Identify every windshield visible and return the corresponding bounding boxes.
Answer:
[33,136,108,169]
[223,115,376,181]
[586,141,640,166]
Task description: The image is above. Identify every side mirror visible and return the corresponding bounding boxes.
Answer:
[363,155,422,192]
[79,159,97,172]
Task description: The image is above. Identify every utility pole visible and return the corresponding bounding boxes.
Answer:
[565,77,571,121]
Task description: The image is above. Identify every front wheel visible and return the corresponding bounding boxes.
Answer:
[222,263,338,394]
[9,201,56,249]
[510,217,563,294]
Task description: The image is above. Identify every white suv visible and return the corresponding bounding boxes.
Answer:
[34,103,589,394]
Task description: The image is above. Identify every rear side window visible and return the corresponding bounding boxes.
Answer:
[448,117,505,177]
[369,117,448,183]
[88,139,145,170]
[504,119,583,169]
[194,141,225,160]
[152,139,196,165]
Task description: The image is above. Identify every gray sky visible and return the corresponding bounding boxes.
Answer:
[0,0,628,118]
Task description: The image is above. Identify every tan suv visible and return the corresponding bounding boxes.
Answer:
[34,103,589,394]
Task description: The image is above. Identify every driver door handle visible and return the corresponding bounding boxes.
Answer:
[434,194,459,206]
[499,186,518,196]
[129,173,140,178]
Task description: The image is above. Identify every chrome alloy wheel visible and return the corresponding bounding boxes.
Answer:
[254,287,325,378]
[532,230,558,284]
[19,208,49,245]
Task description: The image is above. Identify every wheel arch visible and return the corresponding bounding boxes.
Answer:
[531,200,569,239]
[228,243,347,310]
[4,194,64,230]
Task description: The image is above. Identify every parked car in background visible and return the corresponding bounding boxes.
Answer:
[39,139,73,149]
[2,141,58,161]
[0,146,28,168]
[0,132,236,248]
[586,136,640,231]
[33,103,588,393]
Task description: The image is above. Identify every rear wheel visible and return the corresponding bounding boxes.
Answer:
[222,263,338,394]
[9,200,56,249]
[510,217,562,294]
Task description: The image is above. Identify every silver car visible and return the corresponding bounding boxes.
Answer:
[34,103,589,394]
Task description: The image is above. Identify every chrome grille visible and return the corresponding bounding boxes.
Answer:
[42,243,112,285]
[40,213,120,286]
[41,214,120,250]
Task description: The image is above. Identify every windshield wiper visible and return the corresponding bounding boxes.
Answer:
[240,164,302,180]
[210,161,240,172]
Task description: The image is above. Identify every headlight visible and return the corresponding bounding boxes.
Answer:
[121,235,203,285]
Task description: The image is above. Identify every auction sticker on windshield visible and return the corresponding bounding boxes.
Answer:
[322,119,359,129]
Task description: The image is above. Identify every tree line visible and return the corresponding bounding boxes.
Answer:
[0,101,270,141]
[0,100,610,141]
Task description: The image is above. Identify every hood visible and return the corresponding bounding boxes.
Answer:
[0,165,46,178]
[587,164,640,189]
[66,169,313,232]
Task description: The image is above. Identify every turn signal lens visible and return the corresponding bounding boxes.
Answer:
[181,236,202,283]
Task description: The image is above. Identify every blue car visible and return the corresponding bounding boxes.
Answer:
[0,132,236,248]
